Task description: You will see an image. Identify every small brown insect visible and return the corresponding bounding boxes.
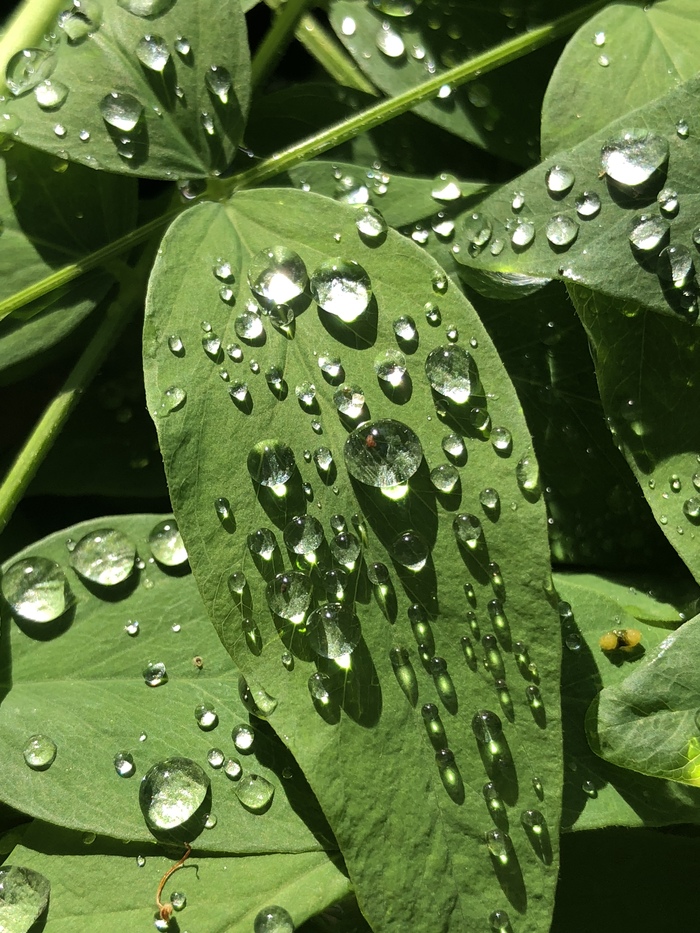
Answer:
[599,628,642,652]
[192,656,204,670]
[365,433,377,448]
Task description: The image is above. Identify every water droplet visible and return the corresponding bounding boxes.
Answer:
[159,385,187,415]
[421,702,446,749]
[118,0,175,17]
[575,190,601,219]
[0,866,50,929]
[330,532,361,570]
[355,205,387,240]
[247,440,296,488]
[598,54,610,67]
[658,245,694,289]
[489,909,513,933]
[376,22,405,57]
[442,434,466,463]
[424,301,441,326]
[683,497,700,520]
[391,530,429,571]
[307,603,361,658]
[143,661,167,687]
[283,515,324,559]
[374,349,406,386]
[425,345,476,404]
[169,890,186,911]
[139,757,209,833]
[205,65,232,104]
[71,527,136,585]
[480,488,500,513]
[601,130,669,189]
[582,779,597,798]
[472,709,503,745]
[99,91,143,132]
[253,904,294,933]
[34,78,68,110]
[344,419,422,487]
[295,382,316,407]
[657,186,679,217]
[174,35,190,56]
[23,734,57,770]
[224,758,242,780]
[310,258,372,322]
[235,307,264,342]
[248,527,278,561]
[229,381,249,404]
[232,723,255,753]
[6,48,56,96]
[462,212,492,247]
[393,315,417,341]
[482,634,506,680]
[266,572,312,623]
[676,119,690,139]
[149,519,187,566]
[545,214,579,249]
[136,34,169,71]
[515,455,540,494]
[431,269,449,293]
[545,164,575,196]
[483,780,506,822]
[167,334,184,356]
[526,684,544,715]
[194,704,218,731]
[628,214,669,254]
[341,16,356,36]
[430,463,459,493]
[333,383,366,419]
[511,218,535,249]
[207,748,224,769]
[236,774,275,812]
[389,646,418,705]
[452,513,483,549]
[490,426,512,454]
[1,556,72,622]
[485,828,511,864]
[248,246,307,307]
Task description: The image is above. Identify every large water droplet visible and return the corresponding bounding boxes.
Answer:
[374,349,406,386]
[432,173,462,202]
[70,527,136,585]
[601,130,669,189]
[253,905,294,933]
[310,258,372,322]
[236,773,275,812]
[333,383,366,418]
[628,214,669,254]
[511,219,535,249]
[266,572,312,623]
[0,866,50,929]
[283,515,324,557]
[139,757,209,833]
[453,513,483,549]
[658,245,694,289]
[247,440,296,487]
[545,164,575,196]
[1,557,72,622]
[205,65,232,104]
[99,91,144,132]
[248,246,307,307]
[148,519,187,566]
[355,205,387,240]
[575,190,601,219]
[545,214,578,249]
[376,22,405,57]
[118,0,175,16]
[136,34,169,71]
[307,603,361,658]
[6,49,55,96]
[462,212,492,247]
[472,709,503,744]
[23,734,57,770]
[34,78,68,109]
[425,345,476,404]
[391,530,429,571]
[343,419,422,487]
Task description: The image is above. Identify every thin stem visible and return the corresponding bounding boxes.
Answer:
[295,13,377,94]
[227,0,609,193]
[0,255,152,536]
[252,0,315,91]
[0,205,183,324]
[156,843,192,921]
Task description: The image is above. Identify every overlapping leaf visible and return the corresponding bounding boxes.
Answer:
[1,0,251,178]
[144,188,563,933]
[0,515,333,854]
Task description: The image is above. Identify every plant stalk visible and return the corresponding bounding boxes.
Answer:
[253,0,316,91]
[295,13,377,94]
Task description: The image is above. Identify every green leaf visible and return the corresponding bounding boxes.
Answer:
[542,0,700,156]
[588,610,700,787]
[280,159,490,229]
[144,188,563,933]
[0,144,137,379]
[2,0,251,179]
[4,821,350,932]
[570,283,700,584]
[0,514,333,854]
[326,0,585,164]
[453,73,700,322]
[555,572,700,829]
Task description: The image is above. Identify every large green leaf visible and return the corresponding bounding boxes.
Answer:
[2,0,250,178]
[144,188,563,933]
[0,143,137,377]
[453,73,700,322]
[0,515,333,854]
[570,283,700,584]
[326,0,586,165]
[554,572,700,830]
[541,0,700,156]
[588,611,700,786]
[1,821,349,933]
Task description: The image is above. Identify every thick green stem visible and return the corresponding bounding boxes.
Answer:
[295,13,377,94]
[252,0,315,91]
[0,257,150,535]
[228,0,609,192]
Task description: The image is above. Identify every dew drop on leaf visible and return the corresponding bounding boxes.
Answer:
[6,49,56,96]
[118,0,175,17]
[283,515,324,557]
[376,22,405,58]
[114,751,135,777]
[431,173,462,202]
[248,246,308,307]
[253,905,294,933]
[574,191,601,219]
[143,661,167,687]
[462,212,492,247]
[430,463,459,493]
[1,556,72,623]
[71,528,136,586]
[247,440,296,488]
[307,603,361,658]
[425,345,475,404]
[99,91,144,132]
[34,79,68,109]
[355,205,387,239]
[205,65,232,104]
[343,419,422,487]
[392,315,417,341]
[136,35,169,71]
[23,734,57,770]
[232,723,255,753]
[600,130,669,189]
[310,258,372,322]
[545,214,578,249]
[236,774,275,812]
[390,530,429,571]
[224,758,242,780]
[453,513,483,548]
[139,757,209,832]
[628,215,669,254]
[159,384,187,415]
[545,164,575,196]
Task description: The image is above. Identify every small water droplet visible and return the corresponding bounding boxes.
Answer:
[307,603,361,658]
[393,315,417,342]
[253,904,295,933]
[391,530,429,571]
[34,78,68,109]
[491,426,512,454]
[333,383,366,419]
[223,758,242,780]
[489,908,513,933]
[658,245,694,289]
[601,130,669,189]
[148,519,187,566]
[545,164,575,196]
[582,779,597,798]
[657,186,679,217]
[23,734,57,770]
[99,91,143,132]
[355,205,387,240]
[511,218,535,249]
[485,828,511,864]
[194,704,218,731]
[248,527,278,561]
[114,750,135,777]
[683,496,700,520]
[480,488,500,513]
[158,385,187,415]
[376,22,405,57]
[341,15,356,36]
[425,345,476,404]
[310,258,372,322]
[136,34,169,71]
[283,515,324,560]
[432,173,462,201]
[207,748,224,769]
[248,246,307,307]
[462,211,492,247]
[545,214,579,249]
[143,661,167,687]
[676,119,690,139]
[374,349,406,386]
[232,723,255,753]
[453,513,483,549]
[430,463,459,493]
[575,190,601,219]
[205,65,232,104]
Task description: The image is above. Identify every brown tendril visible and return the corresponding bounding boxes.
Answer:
[156,842,192,921]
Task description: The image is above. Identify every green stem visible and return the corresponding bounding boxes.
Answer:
[295,13,377,94]
[0,0,68,94]
[0,256,151,536]
[228,0,608,192]
[252,0,316,91]
[0,205,183,324]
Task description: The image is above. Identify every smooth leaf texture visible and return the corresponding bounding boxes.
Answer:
[2,821,349,933]
[327,0,580,164]
[0,143,137,373]
[589,611,700,786]
[454,73,700,322]
[554,572,700,830]
[570,283,700,585]
[2,0,251,179]
[541,0,700,156]
[0,515,333,853]
[144,188,563,933]
[280,159,490,230]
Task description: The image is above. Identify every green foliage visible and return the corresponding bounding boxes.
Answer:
[1,0,700,931]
